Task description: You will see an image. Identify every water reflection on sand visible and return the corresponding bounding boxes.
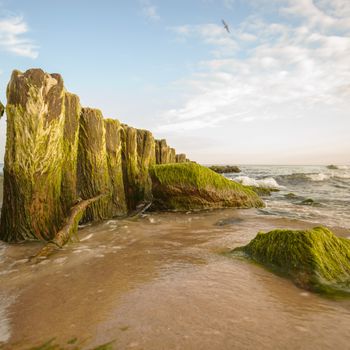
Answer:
[0,208,349,349]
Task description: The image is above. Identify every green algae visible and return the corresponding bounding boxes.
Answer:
[248,186,271,196]
[149,162,264,210]
[232,226,350,295]
[28,337,114,350]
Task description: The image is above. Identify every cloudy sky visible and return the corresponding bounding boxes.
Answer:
[0,0,349,164]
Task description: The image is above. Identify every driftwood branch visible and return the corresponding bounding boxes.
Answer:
[31,194,106,262]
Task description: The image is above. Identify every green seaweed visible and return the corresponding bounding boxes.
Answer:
[232,226,350,295]
[28,337,115,350]
[248,186,271,196]
[149,162,264,210]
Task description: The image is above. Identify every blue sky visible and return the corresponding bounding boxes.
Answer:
[0,0,349,164]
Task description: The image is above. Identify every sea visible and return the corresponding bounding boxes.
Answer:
[225,164,350,229]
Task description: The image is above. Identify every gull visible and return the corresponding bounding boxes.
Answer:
[222,19,230,33]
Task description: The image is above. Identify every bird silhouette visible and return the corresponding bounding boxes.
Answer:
[222,19,230,33]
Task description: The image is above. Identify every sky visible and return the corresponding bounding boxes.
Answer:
[0,0,349,165]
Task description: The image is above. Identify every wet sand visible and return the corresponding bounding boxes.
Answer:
[0,208,350,349]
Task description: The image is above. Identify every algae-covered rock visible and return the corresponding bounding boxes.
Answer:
[248,186,272,197]
[1,69,66,242]
[232,227,350,295]
[0,100,4,117]
[327,164,338,170]
[208,165,241,174]
[149,163,264,211]
[285,192,297,199]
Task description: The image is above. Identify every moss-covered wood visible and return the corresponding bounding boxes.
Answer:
[32,194,106,261]
[175,154,186,163]
[77,108,112,222]
[120,126,155,210]
[120,125,140,210]
[169,148,176,163]
[61,93,81,215]
[232,226,350,295]
[0,100,4,117]
[0,69,66,242]
[150,162,264,210]
[155,139,170,164]
[136,129,155,202]
[104,119,127,216]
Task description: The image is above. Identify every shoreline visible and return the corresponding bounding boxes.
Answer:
[1,208,349,349]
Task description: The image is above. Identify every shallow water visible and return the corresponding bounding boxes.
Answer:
[0,209,350,349]
[226,165,350,229]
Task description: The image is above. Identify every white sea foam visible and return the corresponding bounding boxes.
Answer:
[233,176,282,189]
[335,172,350,179]
[0,293,16,343]
[338,165,349,170]
[307,173,329,182]
[80,233,93,241]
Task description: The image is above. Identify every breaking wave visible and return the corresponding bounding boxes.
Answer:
[306,173,330,182]
[233,176,282,189]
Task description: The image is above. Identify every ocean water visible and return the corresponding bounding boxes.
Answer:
[225,165,350,229]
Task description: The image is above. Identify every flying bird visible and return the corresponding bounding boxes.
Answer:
[222,19,230,33]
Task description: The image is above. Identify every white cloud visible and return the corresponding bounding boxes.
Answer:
[0,16,38,58]
[160,1,350,132]
[169,23,238,56]
[282,0,350,31]
[141,0,160,22]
